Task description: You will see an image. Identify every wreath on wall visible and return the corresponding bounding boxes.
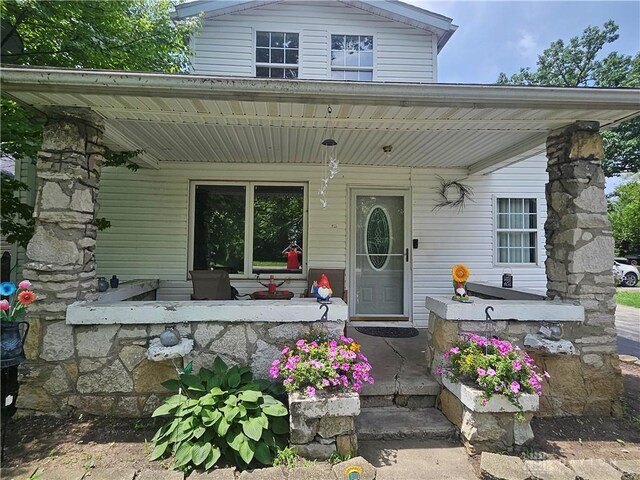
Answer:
[433,176,474,213]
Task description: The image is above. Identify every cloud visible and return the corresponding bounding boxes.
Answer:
[516,32,539,62]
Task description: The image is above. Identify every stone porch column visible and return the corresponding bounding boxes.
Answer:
[19,108,105,412]
[543,120,623,416]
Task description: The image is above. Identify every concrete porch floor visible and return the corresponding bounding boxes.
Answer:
[347,327,440,398]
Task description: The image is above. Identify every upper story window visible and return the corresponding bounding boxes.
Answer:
[495,198,538,264]
[331,35,373,81]
[256,31,299,78]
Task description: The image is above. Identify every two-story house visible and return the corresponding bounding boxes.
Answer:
[2,0,638,419]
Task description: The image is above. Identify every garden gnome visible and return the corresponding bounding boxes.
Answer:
[313,273,333,302]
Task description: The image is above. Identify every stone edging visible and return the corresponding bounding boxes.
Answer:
[480,452,639,480]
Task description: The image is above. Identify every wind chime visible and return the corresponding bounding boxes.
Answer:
[319,105,339,208]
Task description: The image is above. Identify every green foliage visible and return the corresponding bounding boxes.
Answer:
[1,0,201,247]
[609,179,640,255]
[497,20,640,177]
[0,173,34,249]
[151,356,289,472]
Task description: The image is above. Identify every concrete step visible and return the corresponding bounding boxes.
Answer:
[360,393,437,408]
[356,406,457,441]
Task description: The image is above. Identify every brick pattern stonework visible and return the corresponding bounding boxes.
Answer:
[544,121,623,416]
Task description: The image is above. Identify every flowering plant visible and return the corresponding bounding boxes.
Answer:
[0,280,36,323]
[438,334,548,410]
[270,335,374,397]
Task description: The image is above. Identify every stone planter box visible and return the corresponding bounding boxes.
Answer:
[289,392,360,460]
[440,376,539,456]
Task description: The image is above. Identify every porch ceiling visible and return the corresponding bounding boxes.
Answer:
[3,67,639,174]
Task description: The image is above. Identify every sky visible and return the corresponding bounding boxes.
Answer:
[406,1,640,84]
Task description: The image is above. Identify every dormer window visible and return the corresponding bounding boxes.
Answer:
[256,31,299,78]
[331,35,373,81]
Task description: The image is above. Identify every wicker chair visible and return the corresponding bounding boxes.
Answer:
[304,268,347,302]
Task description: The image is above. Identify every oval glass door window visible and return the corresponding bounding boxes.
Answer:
[365,206,391,270]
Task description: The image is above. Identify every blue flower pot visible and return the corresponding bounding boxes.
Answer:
[1,321,29,368]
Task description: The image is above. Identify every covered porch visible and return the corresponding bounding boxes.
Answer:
[2,66,639,417]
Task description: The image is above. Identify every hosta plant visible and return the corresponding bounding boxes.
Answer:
[150,356,289,471]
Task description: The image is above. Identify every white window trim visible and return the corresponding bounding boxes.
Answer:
[327,32,376,81]
[188,181,308,279]
[253,29,301,78]
[492,195,542,267]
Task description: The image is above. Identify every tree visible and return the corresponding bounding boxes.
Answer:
[497,21,640,177]
[608,178,640,255]
[1,0,201,247]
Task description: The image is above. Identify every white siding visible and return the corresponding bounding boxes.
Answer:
[411,155,549,327]
[96,156,548,322]
[191,1,436,82]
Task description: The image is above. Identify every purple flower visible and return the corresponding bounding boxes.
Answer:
[477,368,487,377]
[322,379,330,387]
[487,368,496,376]
[306,386,316,396]
[510,381,521,394]
[512,360,522,371]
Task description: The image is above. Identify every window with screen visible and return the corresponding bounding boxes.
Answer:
[256,31,299,79]
[331,34,373,81]
[496,198,538,264]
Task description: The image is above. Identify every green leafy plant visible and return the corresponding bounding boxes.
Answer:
[150,356,289,471]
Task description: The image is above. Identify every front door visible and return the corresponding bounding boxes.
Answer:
[350,190,410,321]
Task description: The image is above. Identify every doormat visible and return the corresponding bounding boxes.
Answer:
[354,327,419,338]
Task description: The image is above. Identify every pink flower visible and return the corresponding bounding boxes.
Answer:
[306,386,316,396]
[435,367,444,375]
[0,300,9,311]
[481,399,488,406]
[281,347,290,355]
[510,381,521,394]
[449,347,460,355]
[487,368,496,376]
[322,379,330,387]
[272,359,280,366]
[296,339,305,347]
[477,368,486,377]
[18,280,31,290]
[512,360,522,371]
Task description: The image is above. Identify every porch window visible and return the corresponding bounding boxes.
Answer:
[496,198,538,264]
[256,31,299,79]
[192,183,305,275]
[331,34,373,81]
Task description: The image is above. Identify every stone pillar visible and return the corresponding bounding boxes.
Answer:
[543,120,623,416]
[18,108,104,412]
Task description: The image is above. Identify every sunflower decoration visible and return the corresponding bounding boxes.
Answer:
[451,264,472,303]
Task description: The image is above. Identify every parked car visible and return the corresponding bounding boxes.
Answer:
[613,261,639,287]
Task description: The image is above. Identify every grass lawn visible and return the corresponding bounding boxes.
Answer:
[616,290,640,308]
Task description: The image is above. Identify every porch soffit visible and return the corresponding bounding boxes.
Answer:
[3,68,639,174]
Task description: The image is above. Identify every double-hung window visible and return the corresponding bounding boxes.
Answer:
[331,34,373,81]
[255,31,299,79]
[192,183,305,275]
[495,198,538,264]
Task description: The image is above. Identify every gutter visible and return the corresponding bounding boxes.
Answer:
[2,66,640,113]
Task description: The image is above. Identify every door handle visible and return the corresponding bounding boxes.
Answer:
[405,248,409,262]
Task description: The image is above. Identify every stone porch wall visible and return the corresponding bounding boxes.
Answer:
[18,319,345,417]
[426,308,622,417]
